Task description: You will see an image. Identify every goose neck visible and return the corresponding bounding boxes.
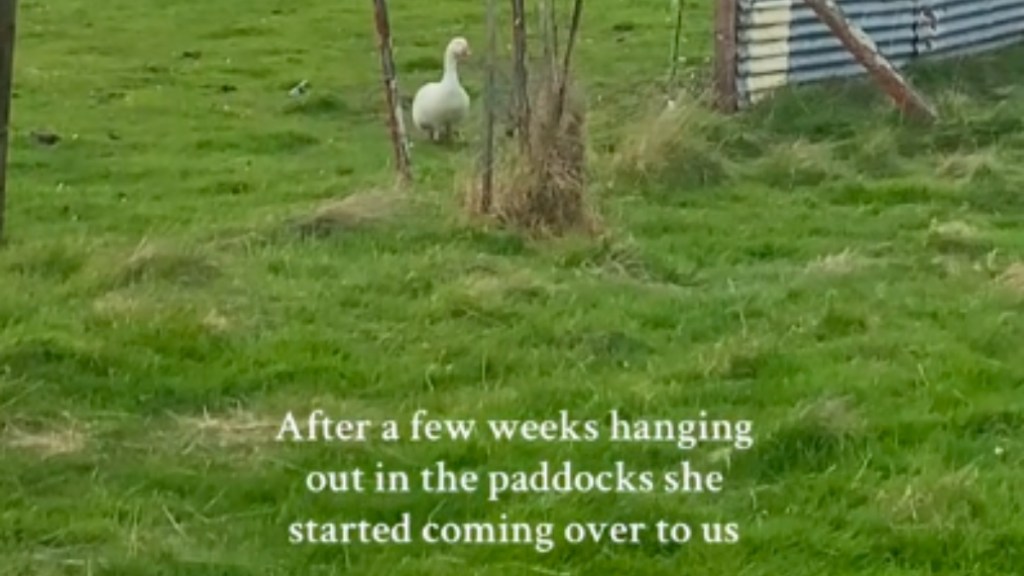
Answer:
[442,50,460,84]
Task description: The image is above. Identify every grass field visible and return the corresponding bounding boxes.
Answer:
[3,0,1024,574]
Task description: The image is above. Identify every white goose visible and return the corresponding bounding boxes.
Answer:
[411,37,471,143]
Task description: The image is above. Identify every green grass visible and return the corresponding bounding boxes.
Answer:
[3,0,1024,574]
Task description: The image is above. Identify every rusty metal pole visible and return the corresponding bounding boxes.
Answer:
[0,0,16,242]
[803,0,937,122]
[371,0,412,183]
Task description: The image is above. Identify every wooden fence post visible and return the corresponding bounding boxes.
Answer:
[480,0,497,213]
[713,0,738,112]
[0,0,16,242]
[510,0,530,148]
[371,0,412,183]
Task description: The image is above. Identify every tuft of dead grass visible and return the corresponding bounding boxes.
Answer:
[805,249,871,276]
[935,89,974,120]
[91,292,233,334]
[753,139,847,189]
[613,91,732,188]
[925,218,994,257]
[172,407,278,450]
[937,149,1002,182]
[843,126,905,177]
[467,69,597,237]
[795,395,864,438]
[92,291,145,317]
[4,421,88,457]
[459,267,557,301]
[113,239,220,288]
[697,336,774,381]
[996,262,1024,295]
[293,189,406,238]
[876,464,982,530]
[201,308,231,333]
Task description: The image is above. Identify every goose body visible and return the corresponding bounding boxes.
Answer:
[411,37,471,142]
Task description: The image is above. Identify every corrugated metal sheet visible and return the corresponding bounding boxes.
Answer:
[735,0,1024,105]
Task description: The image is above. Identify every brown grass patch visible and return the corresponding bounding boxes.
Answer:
[996,262,1024,294]
[925,218,994,258]
[4,421,88,457]
[92,293,232,334]
[937,149,1001,181]
[293,189,406,238]
[876,464,981,530]
[460,268,555,299]
[928,219,979,240]
[795,395,864,438]
[466,72,597,237]
[92,291,146,317]
[201,308,231,333]
[805,249,872,276]
[113,239,219,288]
[613,91,732,188]
[697,336,776,381]
[173,408,278,449]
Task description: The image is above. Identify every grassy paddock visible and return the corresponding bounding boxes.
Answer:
[2,0,1024,574]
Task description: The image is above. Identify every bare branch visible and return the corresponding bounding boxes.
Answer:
[555,0,583,123]
[510,0,531,148]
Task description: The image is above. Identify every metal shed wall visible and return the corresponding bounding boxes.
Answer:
[734,0,1024,105]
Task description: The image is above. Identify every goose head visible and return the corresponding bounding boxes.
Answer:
[446,37,471,62]
[441,37,471,84]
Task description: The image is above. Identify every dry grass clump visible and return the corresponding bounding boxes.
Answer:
[936,148,1002,181]
[292,189,406,238]
[875,464,982,530]
[172,407,278,450]
[465,0,596,237]
[112,240,220,288]
[805,248,872,276]
[475,75,597,236]
[925,218,994,258]
[3,416,89,458]
[613,91,732,188]
[996,262,1024,295]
